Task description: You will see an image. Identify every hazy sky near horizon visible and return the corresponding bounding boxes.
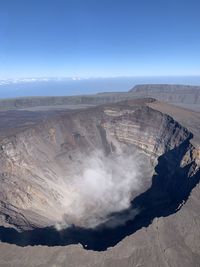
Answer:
[0,0,200,79]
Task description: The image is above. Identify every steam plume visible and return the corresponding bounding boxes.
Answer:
[54,150,150,230]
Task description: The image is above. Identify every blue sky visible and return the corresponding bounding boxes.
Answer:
[0,0,200,79]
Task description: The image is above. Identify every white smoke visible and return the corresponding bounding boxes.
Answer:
[54,149,150,230]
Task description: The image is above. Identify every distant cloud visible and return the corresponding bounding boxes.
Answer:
[72,77,81,81]
[0,77,90,85]
[0,77,52,85]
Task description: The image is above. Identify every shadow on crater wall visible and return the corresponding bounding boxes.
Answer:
[0,139,199,251]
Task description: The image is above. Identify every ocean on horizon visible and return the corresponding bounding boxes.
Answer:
[0,76,200,99]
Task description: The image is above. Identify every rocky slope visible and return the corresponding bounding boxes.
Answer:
[0,98,199,266]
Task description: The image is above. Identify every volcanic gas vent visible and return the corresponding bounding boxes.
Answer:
[0,100,199,250]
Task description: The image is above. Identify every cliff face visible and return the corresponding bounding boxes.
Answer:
[102,105,190,158]
[0,99,199,231]
[130,84,200,105]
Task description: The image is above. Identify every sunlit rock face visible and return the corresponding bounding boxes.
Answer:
[0,99,198,231]
[102,105,190,158]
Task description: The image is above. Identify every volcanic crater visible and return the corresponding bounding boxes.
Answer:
[0,98,199,251]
